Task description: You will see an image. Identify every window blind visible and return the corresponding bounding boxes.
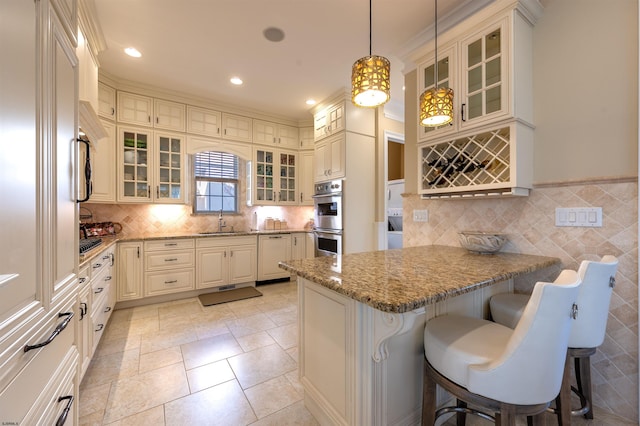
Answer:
[194,151,238,179]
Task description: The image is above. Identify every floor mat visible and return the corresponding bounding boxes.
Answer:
[198,286,263,306]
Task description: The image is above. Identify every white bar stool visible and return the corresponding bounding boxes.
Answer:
[490,255,618,424]
[422,270,581,425]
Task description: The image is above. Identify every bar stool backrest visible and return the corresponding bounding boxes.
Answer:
[468,269,581,405]
[571,255,619,348]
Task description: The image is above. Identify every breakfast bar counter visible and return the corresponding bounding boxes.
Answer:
[279,245,560,426]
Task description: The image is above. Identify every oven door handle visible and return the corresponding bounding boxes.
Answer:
[311,192,342,199]
[313,229,343,236]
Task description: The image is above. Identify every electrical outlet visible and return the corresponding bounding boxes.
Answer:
[413,209,428,222]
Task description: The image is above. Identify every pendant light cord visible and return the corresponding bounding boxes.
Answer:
[434,0,438,90]
[369,0,372,56]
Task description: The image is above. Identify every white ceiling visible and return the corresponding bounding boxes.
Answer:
[92,0,492,122]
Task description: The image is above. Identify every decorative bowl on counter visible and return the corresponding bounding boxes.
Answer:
[458,231,508,254]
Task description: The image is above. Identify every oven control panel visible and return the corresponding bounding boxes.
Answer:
[314,179,342,195]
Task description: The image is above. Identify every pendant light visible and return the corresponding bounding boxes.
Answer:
[351,0,391,108]
[419,0,453,127]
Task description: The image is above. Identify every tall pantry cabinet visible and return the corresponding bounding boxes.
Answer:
[0,0,80,424]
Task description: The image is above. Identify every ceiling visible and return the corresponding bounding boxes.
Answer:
[92,0,493,122]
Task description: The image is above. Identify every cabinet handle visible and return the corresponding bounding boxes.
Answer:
[165,258,178,262]
[165,242,178,247]
[148,115,151,123]
[137,246,140,258]
[294,237,297,246]
[79,277,86,284]
[300,192,303,203]
[94,287,104,294]
[165,279,178,284]
[147,185,151,198]
[156,117,159,124]
[224,251,227,258]
[269,236,283,239]
[24,312,74,352]
[217,127,220,134]
[104,306,112,313]
[461,103,466,122]
[93,263,102,269]
[102,255,110,260]
[95,324,104,332]
[224,129,227,135]
[56,395,74,426]
[156,186,159,198]
[79,303,87,320]
[104,276,112,281]
[230,251,233,257]
[110,107,115,116]
[110,253,115,266]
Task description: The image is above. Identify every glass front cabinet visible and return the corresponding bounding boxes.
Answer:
[118,126,185,203]
[416,5,537,143]
[253,148,297,205]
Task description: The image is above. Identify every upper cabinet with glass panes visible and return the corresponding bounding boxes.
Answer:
[414,1,541,142]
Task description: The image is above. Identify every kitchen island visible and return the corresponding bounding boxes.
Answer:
[279,245,560,426]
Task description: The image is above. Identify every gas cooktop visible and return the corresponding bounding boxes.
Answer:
[79,238,102,254]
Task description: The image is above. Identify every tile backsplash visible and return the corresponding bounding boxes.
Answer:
[403,179,638,422]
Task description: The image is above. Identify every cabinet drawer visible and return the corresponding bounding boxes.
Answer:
[145,269,194,297]
[145,249,194,270]
[196,235,257,249]
[90,247,115,274]
[91,265,114,298]
[145,239,194,251]
[0,295,76,423]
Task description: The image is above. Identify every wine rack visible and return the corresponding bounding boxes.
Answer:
[419,123,532,199]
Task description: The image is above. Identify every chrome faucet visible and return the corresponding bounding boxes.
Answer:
[218,209,227,232]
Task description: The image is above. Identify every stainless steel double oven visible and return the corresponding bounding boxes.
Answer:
[312,179,343,256]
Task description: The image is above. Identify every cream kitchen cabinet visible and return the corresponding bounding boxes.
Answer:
[117,126,185,203]
[77,265,91,379]
[299,150,314,205]
[89,245,116,353]
[299,126,314,149]
[221,112,252,143]
[117,242,144,301]
[117,92,186,132]
[258,234,292,281]
[144,239,195,297]
[196,236,257,289]
[87,119,116,203]
[252,148,298,205]
[77,26,98,113]
[291,233,308,260]
[313,101,344,141]
[415,2,539,143]
[253,119,299,150]
[98,82,117,120]
[187,105,222,137]
[314,133,345,182]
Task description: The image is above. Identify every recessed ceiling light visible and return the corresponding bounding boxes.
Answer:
[124,47,142,58]
[305,99,316,106]
[263,27,285,42]
[230,77,243,85]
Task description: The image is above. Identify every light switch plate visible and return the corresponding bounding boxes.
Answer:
[555,207,602,227]
[413,209,428,222]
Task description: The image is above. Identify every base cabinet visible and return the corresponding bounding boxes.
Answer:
[196,236,257,289]
[144,239,195,297]
[258,234,292,281]
[117,242,143,301]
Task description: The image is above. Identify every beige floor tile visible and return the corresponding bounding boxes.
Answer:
[267,323,297,350]
[228,344,297,389]
[139,326,198,354]
[81,348,140,388]
[104,405,165,426]
[129,304,160,321]
[285,370,304,397]
[181,332,243,370]
[193,318,232,340]
[164,380,257,426]
[286,346,299,364]
[102,315,160,341]
[138,346,183,374]
[262,305,297,326]
[249,400,320,426]
[79,409,107,426]
[244,375,303,418]
[79,382,112,418]
[103,363,189,424]
[186,359,236,393]
[158,299,203,320]
[236,330,277,352]
[94,334,141,359]
[227,312,278,338]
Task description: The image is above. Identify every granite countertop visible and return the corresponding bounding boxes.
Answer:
[278,245,560,313]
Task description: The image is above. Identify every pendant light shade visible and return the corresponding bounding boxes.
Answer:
[420,0,453,127]
[351,55,391,107]
[351,0,390,108]
[420,87,454,126]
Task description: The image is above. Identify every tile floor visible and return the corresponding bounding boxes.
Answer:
[79,279,635,426]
